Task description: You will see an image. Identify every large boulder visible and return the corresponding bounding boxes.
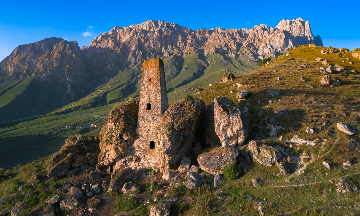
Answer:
[156,97,205,171]
[108,168,135,192]
[337,122,358,135]
[197,147,239,175]
[60,197,78,211]
[98,99,139,168]
[48,136,100,178]
[247,141,281,166]
[184,172,204,190]
[213,97,248,148]
[203,97,248,148]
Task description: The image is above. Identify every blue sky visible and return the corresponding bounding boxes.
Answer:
[0,0,359,61]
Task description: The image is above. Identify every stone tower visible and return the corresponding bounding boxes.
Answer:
[137,58,168,149]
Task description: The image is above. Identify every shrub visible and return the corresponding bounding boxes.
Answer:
[50,183,59,191]
[38,191,49,203]
[184,95,193,100]
[258,57,272,67]
[223,163,242,181]
[151,181,160,190]
[10,180,20,192]
[135,205,149,216]
[35,183,45,189]
[25,193,38,207]
[114,197,139,212]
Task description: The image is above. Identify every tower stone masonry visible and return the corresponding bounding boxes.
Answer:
[137,58,168,151]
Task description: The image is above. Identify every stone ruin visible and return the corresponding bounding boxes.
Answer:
[97,58,248,176]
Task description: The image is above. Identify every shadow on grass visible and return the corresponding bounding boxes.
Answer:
[0,134,66,170]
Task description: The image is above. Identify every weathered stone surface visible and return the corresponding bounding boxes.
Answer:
[162,169,176,180]
[236,91,250,100]
[202,102,221,148]
[48,136,100,178]
[252,178,261,187]
[178,157,191,172]
[248,141,281,166]
[108,168,135,192]
[189,165,199,173]
[214,174,223,187]
[68,186,83,200]
[290,135,316,146]
[320,75,341,87]
[150,202,171,216]
[337,122,358,135]
[184,172,203,190]
[92,184,101,194]
[60,197,78,211]
[213,97,248,148]
[198,147,239,175]
[278,162,291,175]
[98,99,139,168]
[337,178,358,193]
[46,194,61,205]
[156,97,205,171]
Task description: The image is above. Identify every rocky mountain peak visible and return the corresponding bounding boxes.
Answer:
[0,37,85,82]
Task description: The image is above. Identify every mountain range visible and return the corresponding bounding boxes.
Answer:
[0,18,322,122]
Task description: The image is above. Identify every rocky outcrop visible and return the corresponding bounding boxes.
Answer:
[320,75,341,87]
[184,172,204,190]
[150,203,171,216]
[197,147,239,175]
[352,48,360,60]
[156,97,205,171]
[48,136,100,178]
[213,97,248,148]
[247,140,281,166]
[0,38,86,82]
[108,168,135,192]
[98,99,139,169]
[336,178,359,193]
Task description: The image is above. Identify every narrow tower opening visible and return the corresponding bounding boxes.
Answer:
[146,103,151,110]
[109,165,113,173]
[149,78,151,81]
[150,141,155,149]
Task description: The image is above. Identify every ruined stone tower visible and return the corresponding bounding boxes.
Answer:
[137,58,168,150]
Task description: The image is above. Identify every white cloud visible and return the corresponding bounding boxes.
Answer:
[88,26,94,29]
[82,31,92,37]
[246,22,251,24]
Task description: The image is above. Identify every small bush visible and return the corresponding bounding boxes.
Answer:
[151,181,160,190]
[223,163,242,181]
[35,183,45,189]
[114,197,139,212]
[11,180,20,193]
[38,191,49,203]
[135,205,149,216]
[50,183,59,191]
[258,57,272,67]
[184,95,193,100]
[25,193,38,207]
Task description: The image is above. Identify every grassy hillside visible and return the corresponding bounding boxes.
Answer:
[0,45,360,215]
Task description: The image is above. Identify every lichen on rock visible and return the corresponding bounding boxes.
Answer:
[197,147,239,175]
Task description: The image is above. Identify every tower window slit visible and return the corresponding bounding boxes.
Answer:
[150,141,155,149]
[109,165,113,173]
[146,103,151,110]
